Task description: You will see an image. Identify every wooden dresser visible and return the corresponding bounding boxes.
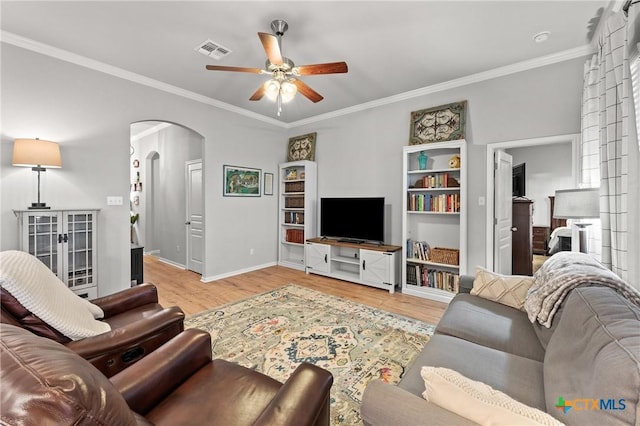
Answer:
[532,226,550,255]
[512,199,533,276]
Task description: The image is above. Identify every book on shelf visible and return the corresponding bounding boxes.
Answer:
[408,193,460,213]
[405,263,459,293]
[407,239,430,261]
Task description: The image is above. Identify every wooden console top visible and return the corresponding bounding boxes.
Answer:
[306,237,402,253]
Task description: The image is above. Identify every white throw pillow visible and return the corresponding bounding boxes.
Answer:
[421,366,564,426]
[471,266,534,311]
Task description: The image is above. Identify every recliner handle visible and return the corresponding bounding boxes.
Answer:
[121,347,145,363]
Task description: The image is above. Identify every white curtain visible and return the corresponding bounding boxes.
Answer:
[581,11,635,281]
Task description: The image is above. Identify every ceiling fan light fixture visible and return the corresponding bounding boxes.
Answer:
[280,80,297,103]
[264,79,281,101]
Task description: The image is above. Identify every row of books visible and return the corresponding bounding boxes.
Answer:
[414,173,459,189]
[285,229,304,244]
[406,265,459,293]
[407,239,430,261]
[408,193,460,212]
[284,211,305,225]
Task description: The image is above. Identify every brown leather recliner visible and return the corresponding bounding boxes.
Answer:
[1,324,333,426]
[1,283,184,377]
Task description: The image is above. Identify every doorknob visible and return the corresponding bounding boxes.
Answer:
[511,227,517,232]
[185,221,191,225]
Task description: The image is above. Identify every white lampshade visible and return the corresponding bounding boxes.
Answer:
[264,80,280,101]
[280,80,298,103]
[553,188,599,219]
[12,138,62,168]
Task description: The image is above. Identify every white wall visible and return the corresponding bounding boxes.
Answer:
[289,57,586,271]
[1,45,283,296]
[507,142,574,226]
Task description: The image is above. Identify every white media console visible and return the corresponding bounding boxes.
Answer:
[304,238,402,293]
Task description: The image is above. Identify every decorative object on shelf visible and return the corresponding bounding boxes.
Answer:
[287,132,316,161]
[418,151,428,170]
[448,154,461,168]
[133,195,140,206]
[264,172,274,196]
[285,168,298,180]
[409,101,467,145]
[130,213,139,244]
[223,165,261,197]
[12,138,62,210]
[133,159,139,168]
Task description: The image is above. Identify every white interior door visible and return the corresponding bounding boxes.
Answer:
[494,150,513,274]
[186,160,203,274]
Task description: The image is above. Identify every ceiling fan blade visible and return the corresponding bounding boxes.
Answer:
[258,32,283,66]
[205,65,264,74]
[292,79,323,103]
[294,62,348,75]
[249,85,266,101]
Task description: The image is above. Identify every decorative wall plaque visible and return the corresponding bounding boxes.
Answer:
[409,101,467,145]
[287,132,316,161]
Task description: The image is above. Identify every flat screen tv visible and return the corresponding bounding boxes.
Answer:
[512,163,526,197]
[320,197,385,244]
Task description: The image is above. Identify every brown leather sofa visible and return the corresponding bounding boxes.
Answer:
[1,283,184,377]
[1,323,334,426]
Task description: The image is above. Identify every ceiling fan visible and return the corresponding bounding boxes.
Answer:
[205,19,348,115]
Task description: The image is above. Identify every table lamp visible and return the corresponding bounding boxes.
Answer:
[553,187,599,253]
[12,138,62,209]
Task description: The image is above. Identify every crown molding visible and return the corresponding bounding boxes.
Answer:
[288,44,595,128]
[2,30,594,130]
[1,31,287,128]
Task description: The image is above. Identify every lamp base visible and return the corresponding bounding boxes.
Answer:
[29,202,50,210]
[575,223,592,254]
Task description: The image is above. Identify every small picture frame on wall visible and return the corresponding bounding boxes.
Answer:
[133,159,140,168]
[223,165,261,197]
[264,173,274,196]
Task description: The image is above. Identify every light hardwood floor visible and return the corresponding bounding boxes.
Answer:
[144,255,448,325]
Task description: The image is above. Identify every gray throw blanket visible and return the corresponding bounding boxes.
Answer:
[525,251,640,328]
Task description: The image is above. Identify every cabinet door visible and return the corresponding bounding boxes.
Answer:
[361,249,393,285]
[21,212,63,277]
[64,211,96,291]
[305,243,330,274]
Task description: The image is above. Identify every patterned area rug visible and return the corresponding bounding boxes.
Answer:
[185,284,435,425]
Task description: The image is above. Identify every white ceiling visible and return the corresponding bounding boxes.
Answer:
[1,1,614,124]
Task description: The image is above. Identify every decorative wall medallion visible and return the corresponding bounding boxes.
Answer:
[409,101,467,145]
[287,132,316,161]
[133,159,140,168]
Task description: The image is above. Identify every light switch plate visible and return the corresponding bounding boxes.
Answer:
[107,196,123,206]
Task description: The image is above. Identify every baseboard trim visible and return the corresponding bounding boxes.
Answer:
[201,261,277,283]
[157,257,186,270]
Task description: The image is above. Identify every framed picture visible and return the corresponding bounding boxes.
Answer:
[409,100,467,145]
[264,172,274,196]
[223,165,261,197]
[287,132,316,161]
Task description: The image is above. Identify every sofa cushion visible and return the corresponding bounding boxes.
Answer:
[399,334,546,411]
[471,267,534,311]
[435,293,546,361]
[421,367,563,425]
[544,287,640,425]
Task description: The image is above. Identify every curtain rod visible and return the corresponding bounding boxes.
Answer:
[623,0,638,16]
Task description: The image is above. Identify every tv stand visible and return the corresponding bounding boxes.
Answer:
[305,238,401,294]
[337,238,365,244]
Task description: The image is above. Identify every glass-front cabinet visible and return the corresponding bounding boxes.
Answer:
[15,209,98,298]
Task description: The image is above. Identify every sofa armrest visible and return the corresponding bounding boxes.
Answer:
[361,380,478,426]
[110,329,213,415]
[65,306,185,376]
[253,362,333,426]
[459,275,474,294]
[91,283,159,317]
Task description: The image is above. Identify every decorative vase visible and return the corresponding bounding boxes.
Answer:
[418,151,427,170]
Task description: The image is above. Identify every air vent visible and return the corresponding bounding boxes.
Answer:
[195,39,232,60]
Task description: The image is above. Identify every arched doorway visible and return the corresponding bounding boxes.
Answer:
[130,121,205,274]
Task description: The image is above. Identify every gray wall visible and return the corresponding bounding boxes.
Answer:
[1,42,587,295]
[289,57,586,271]
[1,44,282,297]
[131,123,203,267]
[507,142,574,227]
